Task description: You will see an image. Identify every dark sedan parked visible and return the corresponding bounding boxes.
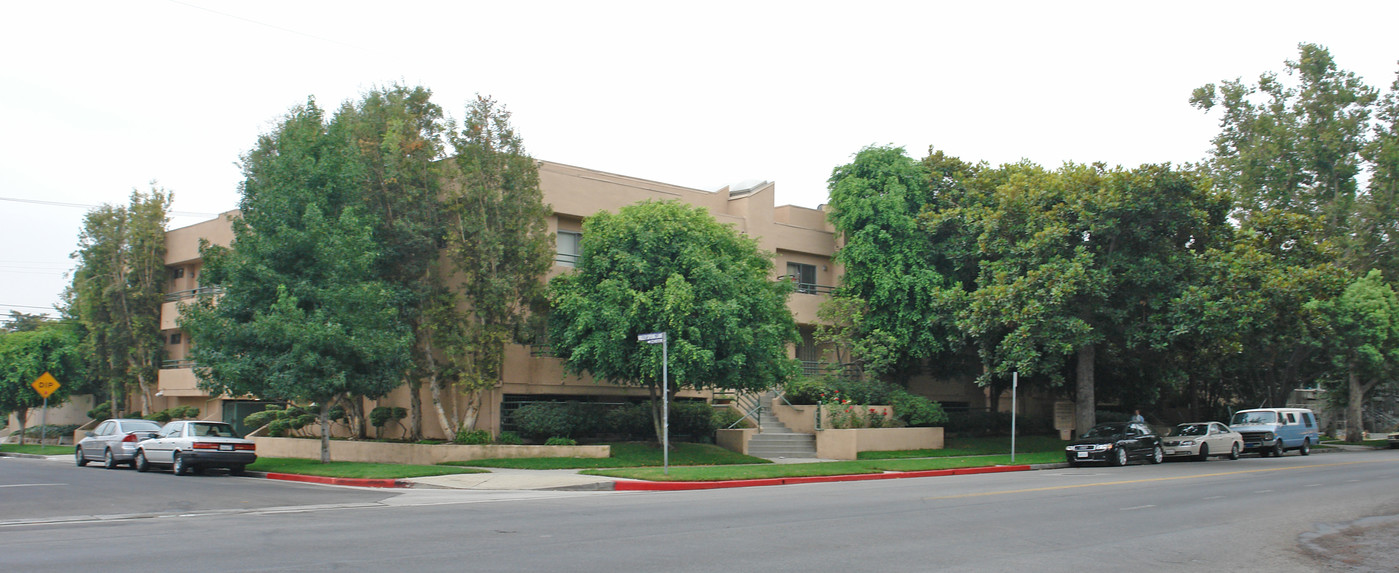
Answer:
[76,418,163,469]
[1065,422,1164,467]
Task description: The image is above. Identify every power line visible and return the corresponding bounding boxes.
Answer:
[0,196,220,218]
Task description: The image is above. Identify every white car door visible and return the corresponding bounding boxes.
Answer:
[146,422,183,463]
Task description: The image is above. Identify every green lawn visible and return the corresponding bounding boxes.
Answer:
[858,435,1069,459]
[585,452,1065,481]
[442,442,770,469]
[247,457,489,479]
[0,444,73,455]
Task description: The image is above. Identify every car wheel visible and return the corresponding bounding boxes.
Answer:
[1150,445,1164,464]
[229,465,245,476]
[75,447,88,467]
[103,449,118,470]
[1114,447,1128,467]
[1229,442,1241,460]
[1300,439,1311,456]
[1272,440,1285,457]
[1197,443,1210,462]
[172,452,188,476]
[135,450,150,472]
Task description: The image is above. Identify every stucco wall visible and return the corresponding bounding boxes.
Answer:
[815,427,944,460]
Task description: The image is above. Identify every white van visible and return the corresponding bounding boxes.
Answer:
[1229,408,1320,457]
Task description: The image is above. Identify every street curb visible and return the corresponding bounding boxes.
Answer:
[256,471,412,489]
[0,452,51,460]
[613,464,1035,491]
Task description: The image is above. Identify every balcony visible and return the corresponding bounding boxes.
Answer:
[800,361,863,381]
[164,286,223,302]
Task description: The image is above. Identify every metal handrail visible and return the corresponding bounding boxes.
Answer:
[161,359,196,369]
[777,275,835,295]
[726,391,763,430]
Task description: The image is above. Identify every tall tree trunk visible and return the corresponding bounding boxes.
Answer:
[318,401,331,463]
[1075,343,1096,437]
[15,409,28,446]
[1346,364,1382,443]
[408,378,423,441]
[648,382,663,445]
[460,391,482,434]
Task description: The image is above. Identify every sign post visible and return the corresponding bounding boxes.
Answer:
[637,332,669,474]
[1010,372,1018,463]
[31,372,61,446]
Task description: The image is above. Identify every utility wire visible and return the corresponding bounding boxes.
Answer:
[0,196,220,218]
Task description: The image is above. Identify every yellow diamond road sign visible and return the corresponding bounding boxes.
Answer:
[31,372,60,399]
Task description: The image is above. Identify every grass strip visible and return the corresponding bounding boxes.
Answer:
[247,457,488,479]
[859,435,1069,459]
[584,452,1064,481]
[442,442,770,469]
[0,444,73,455]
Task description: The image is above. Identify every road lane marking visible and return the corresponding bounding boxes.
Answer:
[1121,505,1156,511]
[923,459,1395,501]
[0,483,66,488]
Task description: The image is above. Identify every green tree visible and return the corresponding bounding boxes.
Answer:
[3,311,50,333]
[1308,270,1399,442]
[548,200,799,442]
[952,162,1225,433]
[181,99,413,462]
[1191,42,1378,265]
[824,146,963,380]
[65,187,171,416]
[420,96,554,439]
[0,321,84,444]
[338,84,448,440]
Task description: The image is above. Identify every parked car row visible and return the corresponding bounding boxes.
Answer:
[76,419,256,476]
[1066,407,1321,467]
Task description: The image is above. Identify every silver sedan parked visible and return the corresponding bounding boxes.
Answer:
[76,418,163,469]
[1161,422,1243,461]
[135,420,257,476]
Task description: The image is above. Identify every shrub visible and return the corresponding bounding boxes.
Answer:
[369,406,407,438]
[670,401,718,437]
[511,401,604,439]
[545,436,577,446]
[713,406,748,430]
[889,391,947,427]
[782,378,832,404]
[454,429,492,445]
[603,403,652,437]
[21,424,80,439]
[86,402,112,422]
[145,405,201,424]
[495,431,523,445]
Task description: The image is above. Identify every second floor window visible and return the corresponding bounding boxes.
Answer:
[557,231,582,267]
[787,262,817,294]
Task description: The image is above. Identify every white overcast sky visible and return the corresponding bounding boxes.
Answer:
[3,0,1398,320]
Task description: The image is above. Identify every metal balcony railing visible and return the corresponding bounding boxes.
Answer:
[164,286,223,302]
[161,359,196,369]
[799,360,863,380]
[779,275,835,295]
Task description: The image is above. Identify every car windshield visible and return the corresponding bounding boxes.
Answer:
[1081,423,1128,439]
[123,420,162,431]
[1168,424,1207,437]
[1231,411,1277,425]
[191,422,240,438]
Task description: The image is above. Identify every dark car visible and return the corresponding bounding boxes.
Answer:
[76,418,164,469]
[1065,422,1164,467]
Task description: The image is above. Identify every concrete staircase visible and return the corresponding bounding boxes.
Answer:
[744,391,817,459]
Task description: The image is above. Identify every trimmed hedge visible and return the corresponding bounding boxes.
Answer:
[782,378,948,427]
[509,400,721,441]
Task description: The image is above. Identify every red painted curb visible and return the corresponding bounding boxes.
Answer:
[263,472,409,488]
[612,464,1034,491]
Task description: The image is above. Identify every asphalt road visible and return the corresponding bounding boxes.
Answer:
[3,450,1397,572]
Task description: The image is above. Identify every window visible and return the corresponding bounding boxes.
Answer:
[557,231,581,267]
[171,267,185,279]
[1302,412,1314,428]
[787,262,817,294]
[169,333,182,345]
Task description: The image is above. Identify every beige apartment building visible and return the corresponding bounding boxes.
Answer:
[154,161,993,438]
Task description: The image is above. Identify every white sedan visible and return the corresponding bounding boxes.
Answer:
[1161,422,1243,461]
[135,420,257,475]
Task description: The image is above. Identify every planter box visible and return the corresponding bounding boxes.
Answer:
[816,427,944,460]
[252,436,609,465]
[771,404,894,433]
